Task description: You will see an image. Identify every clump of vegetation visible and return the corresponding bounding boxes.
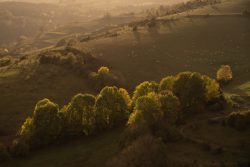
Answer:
[128,94,163,129]
[20,99,62,148]
[89,66,121,91]
[132,81,159,104]
[226,110,250,130]
[173,72,206,112]
[98,66,110,75]
[216,65,233,84]
[125,72,223,146]
[14,71,224,159]
[159,76,175,91]
[95,86,131,130]
[60,94,96,136]
[203,75,225,111]
[15,86,130,156]
[38,49,99,77]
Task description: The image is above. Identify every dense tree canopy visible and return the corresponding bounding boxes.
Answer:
[95,86,130,129]
[61,94,96,136]
[98,66,110,75]
[20,99,61,147]
[132,81,159,104]
[216,65,233,83]
[128,95,163,129]
[173,72,206,112]
[16,71,225,156]
[159,76,175,92]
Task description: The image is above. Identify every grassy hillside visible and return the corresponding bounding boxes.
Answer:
[79,0,250,92]
[0,0,250,166]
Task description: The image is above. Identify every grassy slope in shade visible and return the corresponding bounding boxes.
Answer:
[83,0,250,92]
[3,128,122,167]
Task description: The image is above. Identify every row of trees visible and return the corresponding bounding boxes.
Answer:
[127,72,224,139]
[109,72,226,167]
[15,86,131,153]
[8,71,224,157]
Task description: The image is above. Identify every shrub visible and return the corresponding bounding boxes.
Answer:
[203,75,225,111]
[61,94,96,136]
[159,76,175,91]
[20,99,61,147]
[216,65,233,84]
[98,66,110,75]
[203,75,221,102]
[0,143,10,162]
[132,81,159,104]
[107,135,168,167]
[173,72,206,112]
[95,86,130,129]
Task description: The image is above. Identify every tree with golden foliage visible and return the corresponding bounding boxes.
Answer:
[216,65,233,83]
[98,66,110,75]
[60,94,96,136]
[95,86,130,129]
[20,99,61,147]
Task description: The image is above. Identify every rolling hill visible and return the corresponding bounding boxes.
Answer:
[0,0,250,166]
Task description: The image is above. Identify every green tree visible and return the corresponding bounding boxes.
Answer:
[128,95,163,129]
[98,66,110,75]
[20,99,61,147]
[132,81,159,104]
[173,72,206,112]
[61,94,96,136]
[95,86,129,129]
[203,75,222,102]
[159,76,175,92]
[216,65,233,83]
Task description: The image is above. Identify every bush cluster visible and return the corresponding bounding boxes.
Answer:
[14,86,131,156]
[12,71,224,158]
[98,66,110,75]
[216,65,233,84]
[125,72,224,144]
[129,72,224,128]
[39,49,99,77]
